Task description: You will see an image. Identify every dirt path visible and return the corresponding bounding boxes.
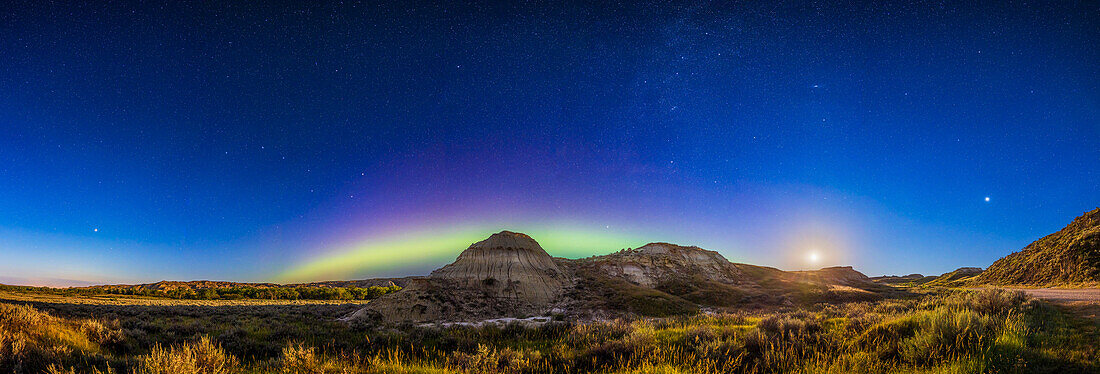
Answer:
[975,287,1100,325]
[1002,287,1100,303]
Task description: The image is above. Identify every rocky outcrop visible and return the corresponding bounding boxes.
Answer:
[561,242,795,309]
[585,243,747,287]
[347,231,572,324]
[430,231,568,304]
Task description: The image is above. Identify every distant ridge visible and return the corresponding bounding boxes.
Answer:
[790,266,873,286]
[870,274,937,286]
[972,208,1100,287]
[923,267,983,287]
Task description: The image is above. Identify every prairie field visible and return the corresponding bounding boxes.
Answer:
[2,288,1098,374]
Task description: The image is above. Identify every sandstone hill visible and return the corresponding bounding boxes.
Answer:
[348,231,573,324]
[580,243,749,287]
[561,242,782,316]
[972,208,1100,287]
[347,231,887,324]
[430,231,568,303]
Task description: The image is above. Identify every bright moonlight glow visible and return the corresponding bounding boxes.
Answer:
[984,197,990,202]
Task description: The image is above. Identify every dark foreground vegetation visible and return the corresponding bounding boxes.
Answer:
[1,289,1097,373]
[0,284,401,301]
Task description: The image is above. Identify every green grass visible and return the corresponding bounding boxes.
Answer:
[2,289,1097,373]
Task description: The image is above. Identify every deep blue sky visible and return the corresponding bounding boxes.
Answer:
[1,1,1096,286]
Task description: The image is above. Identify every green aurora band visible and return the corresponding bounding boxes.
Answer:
[276,224,659,283]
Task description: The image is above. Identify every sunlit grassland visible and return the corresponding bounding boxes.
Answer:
[2,289,1098,373]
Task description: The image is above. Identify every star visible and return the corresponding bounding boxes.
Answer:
[93,228,98,232]
[984,197,990,202]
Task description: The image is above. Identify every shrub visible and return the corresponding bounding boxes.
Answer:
[277,343,362,374]
[898,307,996,364]
[683,326,717,346]
[135,336,239,374]
[447,344,538,374]
[756,314,820,339]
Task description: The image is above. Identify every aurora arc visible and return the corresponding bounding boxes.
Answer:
[276,225,658,283]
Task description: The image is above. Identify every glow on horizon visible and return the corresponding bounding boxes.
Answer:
[276,224,656,283]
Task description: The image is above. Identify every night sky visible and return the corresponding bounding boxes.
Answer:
[1,1,1097,286]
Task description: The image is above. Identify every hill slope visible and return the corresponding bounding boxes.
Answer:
[790,266,873,286]
[923,267,983,287]
[973,208,1100,286]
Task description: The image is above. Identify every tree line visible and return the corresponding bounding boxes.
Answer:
[0,284,401,300]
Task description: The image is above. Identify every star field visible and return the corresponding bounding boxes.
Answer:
[0,0,1096,285]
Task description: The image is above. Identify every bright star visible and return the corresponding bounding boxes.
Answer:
[807,251,820,263]
[984,197,990,202]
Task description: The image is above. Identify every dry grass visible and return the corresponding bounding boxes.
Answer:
[3,289,1098,373]
[0,302,118,372]
[135,336,238,374]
